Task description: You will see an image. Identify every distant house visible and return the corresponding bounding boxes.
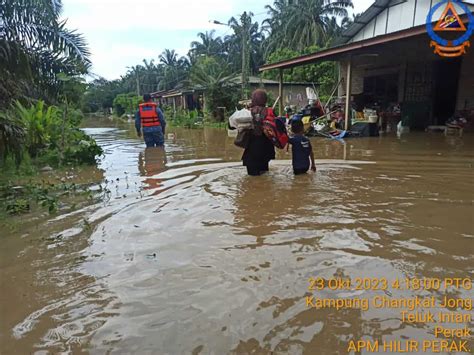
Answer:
[260,0,474,130]
[150,85,204,111]
[227,76,316,108]
[150,76,317,112]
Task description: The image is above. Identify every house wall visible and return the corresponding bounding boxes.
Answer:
[338,59,366,97]
[258,84,312,109]
[456,52,474,110]
[348,0,474,44]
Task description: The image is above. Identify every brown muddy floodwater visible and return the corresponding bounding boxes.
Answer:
[0,121,473,354]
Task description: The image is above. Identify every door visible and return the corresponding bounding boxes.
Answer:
[433,59,462,124]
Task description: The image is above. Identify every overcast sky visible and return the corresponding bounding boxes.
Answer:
[62,0,374,80]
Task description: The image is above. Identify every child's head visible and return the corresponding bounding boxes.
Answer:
[291,120,305,134]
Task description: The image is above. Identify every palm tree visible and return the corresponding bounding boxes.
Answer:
[0,0,91,105]
[0,110,25,165]
[225,12,265,98]
[264,0,353,53]
[189,30,224,60]
[158,49,190,90]
[190,56,236,118]
[159,49,179,67]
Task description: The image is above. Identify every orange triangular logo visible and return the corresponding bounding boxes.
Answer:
[434,1,467,32]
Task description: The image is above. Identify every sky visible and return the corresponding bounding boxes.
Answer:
[62,0,374,80]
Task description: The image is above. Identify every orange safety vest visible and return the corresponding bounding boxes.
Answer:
[139,102,161,127]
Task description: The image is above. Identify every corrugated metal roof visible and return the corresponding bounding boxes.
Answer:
[337,0,391,44]
[259,23,428,71]
[226,75,315,86]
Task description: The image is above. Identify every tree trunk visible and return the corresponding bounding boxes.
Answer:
[60,100,68,166]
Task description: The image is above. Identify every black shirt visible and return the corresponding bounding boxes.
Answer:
[289,135,311,170]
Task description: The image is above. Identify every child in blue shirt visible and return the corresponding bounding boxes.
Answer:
[288,120,316,175]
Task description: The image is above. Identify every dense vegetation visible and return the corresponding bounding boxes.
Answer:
[0,0,103,217]
[83,0,355,120]
[0,0,102,171]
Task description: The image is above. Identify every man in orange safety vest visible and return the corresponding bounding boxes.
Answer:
[135,93,166,147]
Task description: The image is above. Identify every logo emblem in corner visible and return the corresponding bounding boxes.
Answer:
[426,0,474,57]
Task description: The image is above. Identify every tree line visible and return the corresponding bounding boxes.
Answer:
[83,0,356,116]
[1,0,356,133]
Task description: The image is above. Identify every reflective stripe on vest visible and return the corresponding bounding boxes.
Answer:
[139,103,161,127]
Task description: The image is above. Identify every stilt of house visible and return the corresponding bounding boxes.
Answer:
[279,68,284,116]
[344,57,352,131]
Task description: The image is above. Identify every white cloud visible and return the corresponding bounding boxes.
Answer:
[62,0,255,79]
[64,0,235,31]
[62,0,371,79]
[353,0,374,15]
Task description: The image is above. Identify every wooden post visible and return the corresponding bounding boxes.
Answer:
[278,68,284,116]
[344,57,352,131]
[173,97,177,118]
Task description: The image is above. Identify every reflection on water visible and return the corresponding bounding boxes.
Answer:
[0,121,473,354]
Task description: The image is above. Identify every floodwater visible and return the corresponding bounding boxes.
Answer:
[1,121,473,354]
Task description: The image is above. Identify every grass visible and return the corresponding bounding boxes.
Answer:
[0,177,100,226]
[166,109,228,129]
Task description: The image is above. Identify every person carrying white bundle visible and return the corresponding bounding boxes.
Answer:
[229,108,253,130]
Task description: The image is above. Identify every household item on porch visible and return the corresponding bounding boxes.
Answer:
[317,129,347,140]
[290,114,303,122]
[368,115,378,123]
[397,121,410,134]
[426,125,446,132]
[444,116,466,137]
[351,122,379,137]
[363,108,377,119]
[306,87,318,102]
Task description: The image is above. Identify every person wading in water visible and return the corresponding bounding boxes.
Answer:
[242,89,276,176]
[135,94,166,147]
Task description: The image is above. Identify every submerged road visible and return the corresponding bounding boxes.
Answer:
[1,122,473,354]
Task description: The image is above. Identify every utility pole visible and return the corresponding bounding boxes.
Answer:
[127,66,140,96]
[212,14,250,99]
[136,71,140,96]
[241,12,249,100]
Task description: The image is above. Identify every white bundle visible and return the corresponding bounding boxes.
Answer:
[229,108,253,130]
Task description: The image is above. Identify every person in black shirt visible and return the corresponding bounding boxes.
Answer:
[242,89,276,176]
[288,120,316,175]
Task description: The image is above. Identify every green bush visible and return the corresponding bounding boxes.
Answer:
[63,132,103,165]
[0,100,102,170]
[113,93,142,116]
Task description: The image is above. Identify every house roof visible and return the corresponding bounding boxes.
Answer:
[227,75,316,86]
[337,0,391,45]
[259,11,471,71]
[151,77,317,98]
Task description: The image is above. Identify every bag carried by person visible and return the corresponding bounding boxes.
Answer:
[234,128,251,148]
[263,115,289,149]
[256,108,288,149]
[230,108,254,148]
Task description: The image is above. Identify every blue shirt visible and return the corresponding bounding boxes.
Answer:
[289,135,312,170]
[135,106,166,134]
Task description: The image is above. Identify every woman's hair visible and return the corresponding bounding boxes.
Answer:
[251,89,267,107]
[291,120,304,134]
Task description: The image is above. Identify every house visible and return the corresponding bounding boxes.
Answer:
[150,86,203,111]
[150,76,316,113]
[227,76,317,108]
[259,0,474,130]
